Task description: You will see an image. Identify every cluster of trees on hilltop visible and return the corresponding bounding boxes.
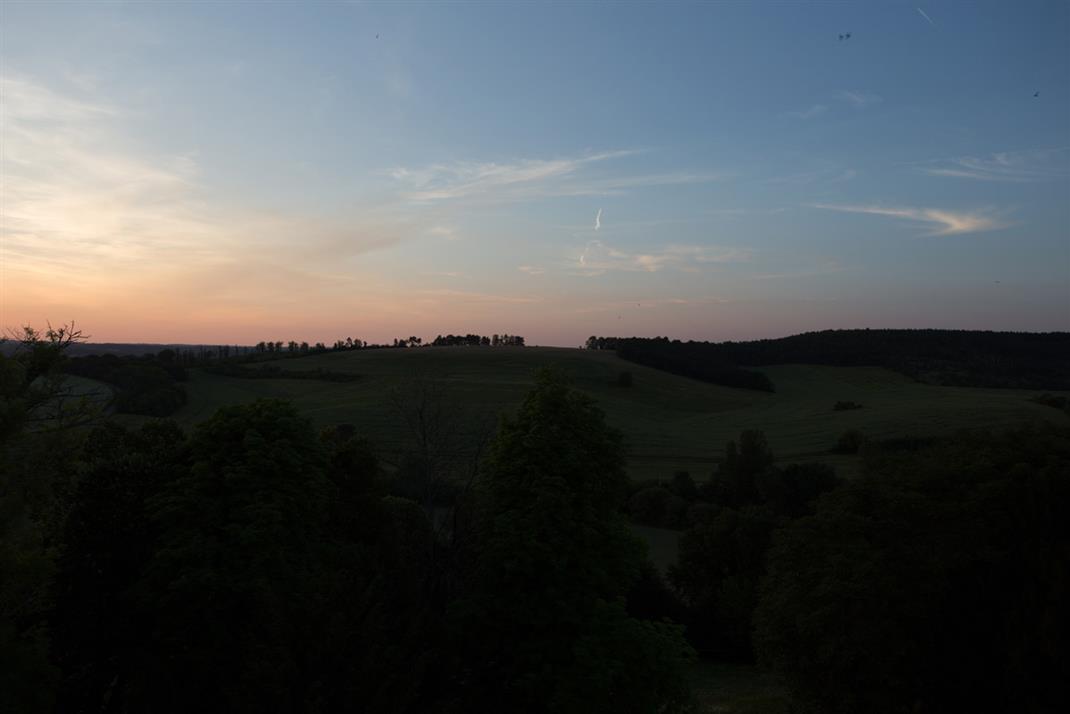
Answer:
[585,336,624,351]
[588,330,1070,390]
[254,338,372,353]
[431,333,525,347]
[248,333,527,353]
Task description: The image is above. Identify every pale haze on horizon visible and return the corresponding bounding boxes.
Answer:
[1,1,1068,347]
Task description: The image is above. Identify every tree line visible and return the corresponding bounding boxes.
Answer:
[586,336,775,392]
[430,333,525,347]
[250,332,526,353]
[587,329,1070,390]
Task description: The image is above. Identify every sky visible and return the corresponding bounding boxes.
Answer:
[1,1,1068,347]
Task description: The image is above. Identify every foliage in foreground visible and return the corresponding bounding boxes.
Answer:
[668,431,841,660]
[754,426,1070,713]
[446,369,695,712]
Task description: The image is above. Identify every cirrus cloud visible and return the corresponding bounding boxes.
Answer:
[577,240,750,275]
[390,150,723,203]
[916,148,1070,182]
[812,203,1006,236]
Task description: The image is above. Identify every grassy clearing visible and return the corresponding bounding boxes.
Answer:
[151,346,1068,481]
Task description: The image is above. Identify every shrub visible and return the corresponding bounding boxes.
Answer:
[833,429,865,454]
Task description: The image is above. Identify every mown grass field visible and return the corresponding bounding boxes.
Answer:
[157,346,1068,482]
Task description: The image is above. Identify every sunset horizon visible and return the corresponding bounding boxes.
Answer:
[3,2,1067,347]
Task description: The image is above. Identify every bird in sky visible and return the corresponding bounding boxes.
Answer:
[376,33,380,39]
[845,32,852,39]
[839,34,844,40]
[1034,91,1040,97]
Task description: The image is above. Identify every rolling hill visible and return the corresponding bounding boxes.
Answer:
[136,346,1069,481]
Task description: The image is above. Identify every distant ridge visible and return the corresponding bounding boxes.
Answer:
[588,329,1070,391]
[0,342,249,358]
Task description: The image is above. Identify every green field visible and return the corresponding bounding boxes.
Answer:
[146,346,1069,482]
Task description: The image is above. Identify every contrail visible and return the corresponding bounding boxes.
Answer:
[595,208,602,230]
[917,7,934,25]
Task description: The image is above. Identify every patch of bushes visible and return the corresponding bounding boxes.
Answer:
[833,428,865,454]
[832,400,862,411]
[64,354,187,416]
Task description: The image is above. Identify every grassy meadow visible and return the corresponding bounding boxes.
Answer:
[145,346,1068,482]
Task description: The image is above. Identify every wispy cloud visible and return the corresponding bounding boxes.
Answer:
[595,208,602,230]
[390,151,722,202]
[426,225,459,240]
[916,148,1070,182]
[838,90,883,108]
[0,75,115,121]
[0,72,406,325]
[813,203,1005,236]
[391,150,636,201]
[517,265,545,276]
[917,7,935,25]
[577,240,749,275]
[788,104,827,120]
[414,289,543,304]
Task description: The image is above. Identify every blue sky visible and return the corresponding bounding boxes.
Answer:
[2,1,1067,345]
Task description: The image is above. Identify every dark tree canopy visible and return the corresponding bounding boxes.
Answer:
[587,329,1070,390]
[448,369,693,713]
[754,426,1070,713]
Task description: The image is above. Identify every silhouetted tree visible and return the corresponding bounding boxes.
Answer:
[447,370,693,712]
